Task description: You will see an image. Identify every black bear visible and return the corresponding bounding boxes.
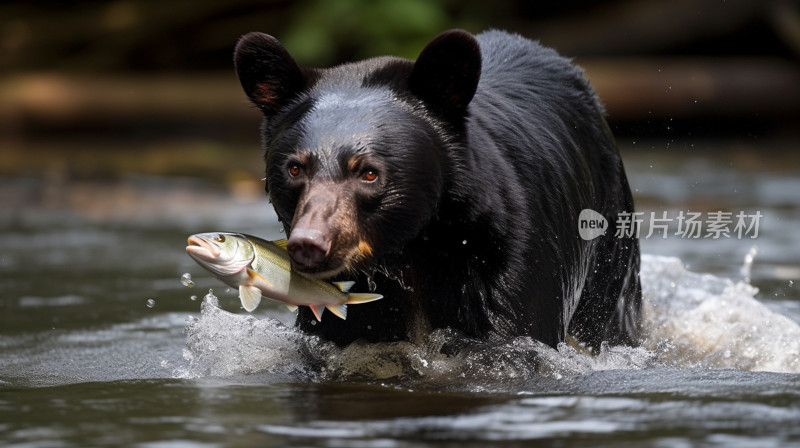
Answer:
[233,29,641,349]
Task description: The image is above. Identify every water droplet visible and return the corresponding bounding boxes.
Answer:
[790,280,794,287]
[181,273,194,288]
[462,239,467,245]
[279,227,285,233]
[146,299,156,308]
[739,245,758,283]
[190,295,197,301]
[310,320,317,326]
[367,276,377,292]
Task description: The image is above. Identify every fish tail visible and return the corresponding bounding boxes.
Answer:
[345,293,383,304]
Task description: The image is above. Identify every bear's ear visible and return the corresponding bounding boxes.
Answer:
[234,32,309,116]
[408,29,481,118]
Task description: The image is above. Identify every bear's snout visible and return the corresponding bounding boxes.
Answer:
[286,183,358,276]
[287,228,331,270]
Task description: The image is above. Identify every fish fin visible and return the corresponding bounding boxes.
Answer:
[272,239,289,251]
[327,304,347,320]
[239,285,262,312]
[332,281,356,293]
[309,304,324,322]
[345,293,383,304]
[285,304,299,313]
[246,268,272,288]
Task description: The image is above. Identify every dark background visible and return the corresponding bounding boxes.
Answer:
[1,0,799,182]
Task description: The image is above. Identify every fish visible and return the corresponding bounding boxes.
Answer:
[185,232,382,321]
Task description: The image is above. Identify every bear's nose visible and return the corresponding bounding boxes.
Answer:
[287,228,331,270]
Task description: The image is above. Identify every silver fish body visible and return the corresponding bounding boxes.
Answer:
[186,232,382,320]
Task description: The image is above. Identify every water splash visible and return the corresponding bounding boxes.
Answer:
[146,299,156,308]
[178,292,322,380]
[364,264,414,293]
[739,246,758,283]
[180,273,195,288]
[641,254,800,372]
[178,256,800,387]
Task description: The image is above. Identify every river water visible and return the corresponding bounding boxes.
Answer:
[1,143,799,447]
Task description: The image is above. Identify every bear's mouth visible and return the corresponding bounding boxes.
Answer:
[290,240,375,280]
[295,264,347,280]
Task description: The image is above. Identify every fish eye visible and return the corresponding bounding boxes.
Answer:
[214,234,226,243]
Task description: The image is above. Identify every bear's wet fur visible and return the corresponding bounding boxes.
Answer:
[234,29,642,349]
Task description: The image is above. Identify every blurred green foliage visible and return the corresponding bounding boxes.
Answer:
[3,0,790,72]
[0,0,526,71]
[283,0,455,65]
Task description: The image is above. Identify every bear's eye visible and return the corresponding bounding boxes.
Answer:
[288,164,302,177]
[361,170,378,182]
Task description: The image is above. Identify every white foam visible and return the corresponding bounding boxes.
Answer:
[641,254,800,373]
[178,293,322,380]
[178,255,800,385]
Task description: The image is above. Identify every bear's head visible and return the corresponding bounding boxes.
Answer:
[234,30,481,278]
